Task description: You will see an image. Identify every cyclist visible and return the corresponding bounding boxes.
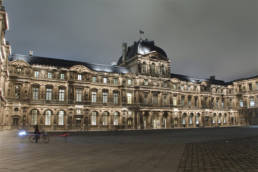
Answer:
[34,125,40,143]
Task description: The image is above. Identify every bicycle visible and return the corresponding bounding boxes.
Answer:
[29,132,50,143]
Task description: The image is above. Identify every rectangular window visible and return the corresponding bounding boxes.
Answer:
[103,92,108,103]
[173,96,177,106]
[45,112,51,126]
[59,89,65,101]
[127,93,132,104]
[239,100,243,107]
[249,83,252,91]
[103,77,107,84]
[60,73,65,80]
[144,79,148,86]
[127,79,132,86]
[92,76,97,83]
[181,96,185,105]
[58,111,64,125]
[34,71,39,78]
[31,110,37,125]
[256,82,258,90]
[47,72,52,79]
[91,112,97,125]
[92,91,97,103]
[250,97,255,107]
[113,78,118,85]
[32,87,39,100]
[46,88,52,101]
[77,74,82,80]
[113,92,118,104]
[76,89,82,102]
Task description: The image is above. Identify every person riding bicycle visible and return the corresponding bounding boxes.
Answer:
[34,125,40,143]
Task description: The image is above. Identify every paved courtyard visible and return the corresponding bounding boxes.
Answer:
[1,127,258,172]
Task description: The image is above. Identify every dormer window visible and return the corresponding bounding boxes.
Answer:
[77,74,82,80]
[47,72,52,79]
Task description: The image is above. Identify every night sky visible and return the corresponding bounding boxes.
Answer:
[4,0,258,81]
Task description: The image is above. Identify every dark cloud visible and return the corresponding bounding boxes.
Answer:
[4,0,258,81]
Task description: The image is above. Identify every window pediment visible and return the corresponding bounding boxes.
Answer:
[70,65,91,73]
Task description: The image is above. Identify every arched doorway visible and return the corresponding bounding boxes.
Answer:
[12,115,20,128]
[162,112,168,128]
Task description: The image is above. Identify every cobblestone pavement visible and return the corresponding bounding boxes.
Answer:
[177,137,258,172]
[1,127,258,172]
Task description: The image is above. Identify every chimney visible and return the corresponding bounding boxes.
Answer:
[210,75,215,81]
[29,50,33,56]
[122,42,127,63]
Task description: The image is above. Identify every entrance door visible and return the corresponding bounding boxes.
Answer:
[12,118,19,127]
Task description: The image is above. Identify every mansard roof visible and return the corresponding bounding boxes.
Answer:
[117,39,168,65]
[9,54,129,74]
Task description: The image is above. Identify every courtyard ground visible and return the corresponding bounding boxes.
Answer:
[0,127,258,172]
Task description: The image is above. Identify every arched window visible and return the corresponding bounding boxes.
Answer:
[212,113,216,124]
[223,114,227,124]
[31,109,38,125]
[182,113,187,125]
[218,113,222,124]
[196,113,200,125]
[113,112,119,126]
[58,111,64,125]
[91,111,97,126]
[102,112,109,126]
[45,110,52,126]
[189,113,193,125]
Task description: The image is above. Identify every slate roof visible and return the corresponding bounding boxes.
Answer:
[9,54,129,74]
[117,39,168,65]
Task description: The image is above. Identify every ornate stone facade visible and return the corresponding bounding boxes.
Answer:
[0,2,257,131]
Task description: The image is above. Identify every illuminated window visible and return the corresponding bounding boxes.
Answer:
[31,110,38,125]
[46,88,52,101]
[47,72,52,79]
[92,76,97,83]
[76,89,82,102]
[102,91,108,103]
[144,79,148,86]
[45,110,51,126]
[250,97,255,107]
[77,74,82,80]
[127,93,132,104]
[173,96,177,106]
[59,89,65,101]
[32,87,39,100]
[76,109,81,115]
[58,111,64,125]
[34,71,39,78]
[92,91,97,103]
[113,112,119,126]
[127,79,132,85]
[103,77,107,84]
[60,73,65,80]
[239,100,244,107]
[113,92,118,104]
[91,112,97,125]
[113,78,118,85]
[102,112,108,125]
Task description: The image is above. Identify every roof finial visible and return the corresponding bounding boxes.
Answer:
[139,30,144,40]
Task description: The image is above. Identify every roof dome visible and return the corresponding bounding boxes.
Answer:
[117,39,168,65]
